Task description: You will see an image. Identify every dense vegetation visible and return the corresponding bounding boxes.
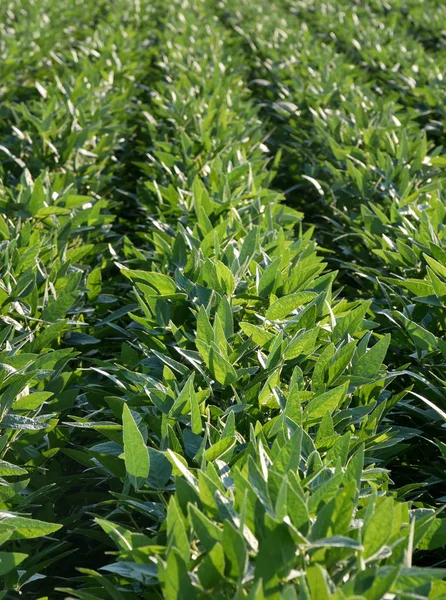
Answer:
[1,0,446,597]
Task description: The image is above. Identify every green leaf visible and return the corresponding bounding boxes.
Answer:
[28,174,46,215]
[239,227,259,267]
[284,327,319,360]
[0,515,62,539]
[25,321,68,352]
[266,292,317,320]
[171,373,195,417]
[202,259,235,295]
[0,551,28,576]
[42,293,77,322]
[223,520,247,580]
[167,497,190,563]
[162,549,194,600]
[305,383,348,422]
[308,473,344,515]
[209,343,237,385]
[122,404,150,490]
[312,343,335,392]
[255,523,297,588]
[327,340,356,385]
[147,448,172,489]
[333,301,371,343]
[424,253,446,279]
[0,414,52,430]
[343,566,399,600]
[310,535,362,550]
[306,565,331,600]
[13,392,53,411]
[363,498,394,559]
[205,437,235,461]
[122,269,176,295]
[352,334,390,379]
[189,504,222,552]
[216,295,234,339]
[258,257,281,298]
[95,519,136,551]
[197,542,225,589]
[190,383,202,435]
[239,322,274,348]
[0,460,27,477]
[196,306,214,365]
[397,313,438,352]
[416,518,446,551]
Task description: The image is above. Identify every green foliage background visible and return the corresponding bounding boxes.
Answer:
[1,0,446,597]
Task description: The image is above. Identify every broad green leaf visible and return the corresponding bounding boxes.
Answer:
[0,551,28,576]
[209,343,237,385]
[363,498,394,559]
[167,497,189,563]
[223,520,247,580]
[343,566,399,600]
[189,504,222,552]
[197,542,225,589]
[190,384,202,435]
[258,257,281,298]
[312,343,335,392]
[266,292,317,320]
[42,293,77,322]
[397,314,438,352]
[255,523,297,588]
[308,473,344,515]
[95,519,136,551]
[205,437,235,461]
[196,306,214,365]
[13,392,53,411]
[171,373,195,417]
[28,174,46,215]
[239,227,259,267]
[352,334,390,379]
[333,301,371,343]
[162,549,194,600]
[327,340,356,385]
[122,405,149,490]
[239,322,274,348]
[122,269,176,295]
[0,515,62,539]
[284,327,319,360]
[424,253,446,279]
[305,383,348,422]
[306,565,331,600]
[0,460,27,477]
[147,448,172,489]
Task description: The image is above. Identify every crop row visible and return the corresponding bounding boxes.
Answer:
[216,0,446,510]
